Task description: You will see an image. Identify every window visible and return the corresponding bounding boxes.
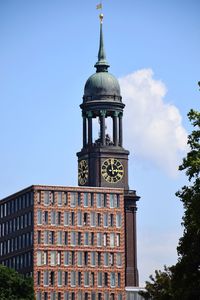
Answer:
[57,251,61,265]
[57,212,61,225]
[51,211,56,225]
[58,270,62,286]
[44,251,48,265]
[83,193,89,207]
[51,192,55,205]
[85,293,89,300]
[110,294,114,300]
[78,232,81,245]
[50,292,56,300]
[110,233,115,247]
[36,292,42,300]
[110,214,114,227]
[91,232,94,245]
[77,192,81,206]
[103,213,108,227]
[116,213,122,228]
[77,252,83,266]
[70,192,76,207]
[64,272,68,285]
[44,293,48,300]
[77,211,82,226]
[50,251,56,266]
[84,213,88,225]
[84,271,89,286]
[49,231,54,244]
[98,293,102,300]
[71,212,75,225]
[57,192,62,206]
[90,212,96,227]
[58,293,61,300]
[64,192,68,205]
[116,233,120,247]
[104,293,109,300]
[84,252,88,265]
[50,271,55,286]
[116,253,122,267]
[44,191,50,206]
[70,271,76,286]
[64,251,70,266]
[84,232,89,246]
[104,252,109,266]
[44,211,48,225]
[91,292,96,300]
[57,231,62,245]
[37,251,42,266]
[110,272,116,287]
[103,233,107,246]
[64,212,70,226]
[37,271,41,285]
[97,233,102,247]
[96,193,102,208]
[37,231,41,244]
[97,213,101,226]
[71,293,75,300]
[110,252,114,266]
[103,194,107,207]
[78,272,81,286]
[109,194,115,208]
[91,272,95,287]
[64,232,68,245]
[97,252,101,266]
[104,272,108,286]
[97,272,102,287]
[44,270,49,286]
[91,193,94,207]
[71,251,75,265]
[37,210,42,225]
[71,232,76,246]
[64,292,69,300]
[91,252,96,266]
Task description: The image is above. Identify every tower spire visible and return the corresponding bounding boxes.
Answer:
[95,14,110,72]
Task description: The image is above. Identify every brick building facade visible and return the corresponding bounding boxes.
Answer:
[0,185,127,300]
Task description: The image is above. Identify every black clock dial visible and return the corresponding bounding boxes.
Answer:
[78,160,88,185]
[101,158,124,183]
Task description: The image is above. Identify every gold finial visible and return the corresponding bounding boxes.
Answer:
[99,13,104,23]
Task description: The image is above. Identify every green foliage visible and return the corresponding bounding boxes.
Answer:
[173,109,200,299]
[142,109,200,300]
[0,264,34,300]
[139,266,173,300]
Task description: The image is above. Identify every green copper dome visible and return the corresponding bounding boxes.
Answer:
[84,71,121,101]
[83,16,121,103]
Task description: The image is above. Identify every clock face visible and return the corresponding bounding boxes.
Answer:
[101,158,124,183]
[78,160,89,185]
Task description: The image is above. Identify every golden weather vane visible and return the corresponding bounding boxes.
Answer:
[96,1,103,23]
[96,1,102,10]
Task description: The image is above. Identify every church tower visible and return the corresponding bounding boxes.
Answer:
[77,14,140,286]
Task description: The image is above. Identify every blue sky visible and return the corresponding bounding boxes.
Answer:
[0,0,199,285]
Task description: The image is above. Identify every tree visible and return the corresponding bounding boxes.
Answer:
[0,264,34,300]
[172,109,200,299]
[140,108,200,300]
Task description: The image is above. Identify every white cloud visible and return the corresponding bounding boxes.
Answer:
[119,69,188,176]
